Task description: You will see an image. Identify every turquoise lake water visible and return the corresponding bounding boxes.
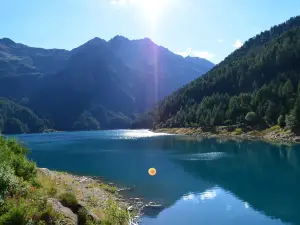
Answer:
[13,129,300,225]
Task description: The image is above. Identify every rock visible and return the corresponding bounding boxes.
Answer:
[85,210,100,224]
[39,168,53,176]
[80,177,88,183]
[47,198,77,225]
[293,137,300,142]
[118,187,131,192]
[145,202,163,208]
[78,205,101,224]
[127,206,134,211]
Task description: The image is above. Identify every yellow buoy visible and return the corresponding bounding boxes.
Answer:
[148,168,157,176]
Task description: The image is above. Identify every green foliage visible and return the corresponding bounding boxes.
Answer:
[78,207,100,225]
[233,128,243,135]
[152,16,300,132]
[58,192,78,212]
[224,120,232,125]
[0,138,37,182]
[0,202,28,225]
[78,207,89,225]
[73,111,100,131]
[0,199,62,225]
[0,164,18,204]
[106,112,132,129]
[0,98,45,134]
[13,156,37,181]
[103,198,129,225]
[245,112,258,124]
[131,113,154,129]
[278,114,286,128]
[0,138,70,225]
[3,118,28,134]
[98,183,117,194]
[286,110,298,131]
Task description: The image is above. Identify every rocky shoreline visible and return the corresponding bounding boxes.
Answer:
[39,168,163,225]
[154,127,300,145]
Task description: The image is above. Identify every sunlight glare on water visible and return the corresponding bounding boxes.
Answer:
[122,129,172,139]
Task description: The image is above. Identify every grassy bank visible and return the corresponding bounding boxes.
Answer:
[155,125,300,144]
[0,137,136,225]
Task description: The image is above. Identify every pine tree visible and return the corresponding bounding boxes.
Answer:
[245,112,258,125]
[282,79,294,98]
[278,114,285,128]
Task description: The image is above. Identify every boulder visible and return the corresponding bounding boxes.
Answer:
[77,204,101,224]
[47,198,78,225]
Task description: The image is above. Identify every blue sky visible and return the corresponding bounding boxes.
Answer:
[0,0,300,63]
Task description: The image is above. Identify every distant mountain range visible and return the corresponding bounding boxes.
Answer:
[0,36,214,133]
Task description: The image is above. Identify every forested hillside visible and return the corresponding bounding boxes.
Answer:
[0,98,45,134]
[0,36,213,133]
[151,16,300,131]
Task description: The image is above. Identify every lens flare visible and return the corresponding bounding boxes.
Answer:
[148,168,157,176]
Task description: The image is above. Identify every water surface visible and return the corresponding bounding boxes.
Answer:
[13,130,300,225]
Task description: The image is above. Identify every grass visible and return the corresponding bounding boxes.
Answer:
[102,198,129,225]
[233,128,243,135]
[58,192,79,213]
[248,130,261,136]
[0,138,126,225]
[87,195,99,207]
[98,183,118,194]
[267,125,281,131]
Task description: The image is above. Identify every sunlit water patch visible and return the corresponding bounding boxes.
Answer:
[172,152,232,161]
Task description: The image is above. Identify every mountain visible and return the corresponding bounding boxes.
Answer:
[109,36,214,99]
[0,36,213,133]
[0,97,45,134]
[0,38,69,77]
[151,16,300,131]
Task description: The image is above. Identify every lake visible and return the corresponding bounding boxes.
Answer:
[13,129,300,225]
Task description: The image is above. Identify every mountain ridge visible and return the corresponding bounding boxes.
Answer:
[149,15,300,132]
[0,35,214,133]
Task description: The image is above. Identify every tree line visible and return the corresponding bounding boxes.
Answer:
[146,16,300,131]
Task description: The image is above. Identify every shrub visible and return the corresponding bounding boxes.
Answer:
[12,156,37,181]
[0,164,18,203]
[5,139,28,155]
[268,125,281,131]
[0,138,36,181]
[286,111,298,131]
[224,120,232,125]
[0,202,28,225]
[103,198,129,225]
[78,207,89,225]
[245,112,258,124]
[278,114,286,128]
[39,205,62,225]
[58,192,78,212]
[233,128,243,135]
[99,183,117,194]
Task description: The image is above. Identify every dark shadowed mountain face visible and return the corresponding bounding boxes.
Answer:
[0,38,69,77]
[0,36,213,133]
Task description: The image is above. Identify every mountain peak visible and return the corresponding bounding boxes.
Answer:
[87,37,106,44]
[109,35,129,43]
[0,38,16,46]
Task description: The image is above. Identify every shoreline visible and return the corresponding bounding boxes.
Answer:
[153,127,300,145]
[39,168,162,225]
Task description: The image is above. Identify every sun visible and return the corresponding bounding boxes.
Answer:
[138,0,168,23]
